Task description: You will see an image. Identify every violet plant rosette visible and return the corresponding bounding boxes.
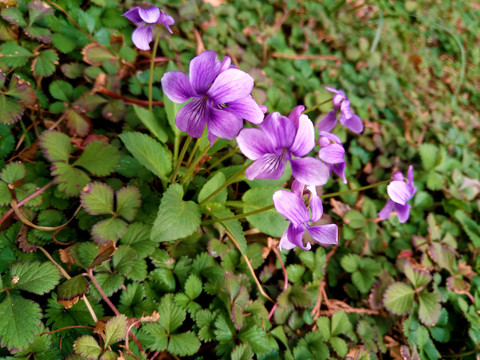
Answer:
[318,131,347,183]
[378,165,417,223]
[122,6,175,50]
[161,51,264,144]
[273,181,338,251]
[318,87,363,134]
[236,105,330,186]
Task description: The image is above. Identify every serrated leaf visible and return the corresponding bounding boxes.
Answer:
[446,276,470,294]
[57,275,89,301]
[0,94,23,124]
[242,186,287,237]
[426,171,443,190]
[454,210,480,247]
[168,331,201,356]
[231,343,253,360]
[116,186,141,221]
[32,49,58,77]
[5,74,36,104]
[89,272,123,299]
[329,336,348,357]
[278,284,312,307]
[49,80,73,102]
[81,182,114,215]
[404,261,431,289]
[1,162,26,184]
[39,131,72,162]
[151,183,200,242]
[1,7,27,27]
[418,290,441,326]
[0,123,15,157]
[90,241,117,268]
[141,323,168,351]
[419,144,439,170]
[92,217,128,244]
[112,245,137,275]
[120,132,172,181]
[74,335,102,359]
[82,43,116,66]
[428,243,455,273]
[74,141,120,176]
[24,25,51,43]
[238,325,269,354]
[344,210,365,229]
[383,282,414,315]
[184,274,202,300]
[28,0,53,24]
[61,62,86,79]
[66,108,91,136]
[158,294,186,332]
[0,181,10,205]
[198,172,227,205]
[0,42,33,67]
[52,162,90,196]
[11,261,60,295]
[120,222,155,258]
[0,294,42,351]
[331,311,352,336]
[52,33,76,53]
[133,105,168,143]
[340,253,360,273]
[105,314,127,346]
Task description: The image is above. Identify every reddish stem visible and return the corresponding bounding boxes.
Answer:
[86,269,120,316]
[268,244,289,321]
[96,87,164,107]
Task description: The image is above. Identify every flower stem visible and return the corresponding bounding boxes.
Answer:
[202,179,391,224]
[180,143,212,186]
[205,146,239,173]
[87,268,120,316]
[171,136,192,183]
[304,98,333,114]
[199,162,250,206]
[148,30,162,112]
[186,136,202,167]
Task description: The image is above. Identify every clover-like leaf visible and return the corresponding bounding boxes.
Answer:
[105,314,128,347]
[32,49,58,77]
[57,275,90,304]
[0,42,33,67]
[81,43,116,66]
[0,162,26,184]
[116,186,141,221]
[39,130,72,162]
[418,290,441,326]
[74,335,102,359]
[66,109,91,137]
[404,261,431,289]
[81,182,114,215]
[5,74,36,105]
[383,282,414,315]
[92,217,128,244]
[52,162,91,196]
[74,141,121,176]
[168,332,201,356]
[11,261,60,295]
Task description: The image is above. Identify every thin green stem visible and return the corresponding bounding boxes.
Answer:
[205,146,239,172]
[171,136,192,183]
[148,30,161,111]
[202,180,391,225]
[186,137,202,167]
[180,143,212,186]
[19,119,31,146]
[304,98,333,114]
[199,162,250,206]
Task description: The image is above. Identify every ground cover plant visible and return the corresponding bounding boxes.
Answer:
[0,0,479,359]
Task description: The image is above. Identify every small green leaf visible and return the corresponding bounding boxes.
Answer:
[0,181,10,205]
[66,109,90,136]
[198,172,227,204]
[116,186,141,221]
[52,33,76,53]
[61,62,86,79]
[49,80,74,102]
[24,25,52,43]
[0,94,23,124]
[418,290,441,326]
[74,141,121,177]
[74,335,102,359]
[278,284,312,307]
[120,132,172,181]
[340,253,360,273]
[419,143,439,170]
[426,171,443,190]
[168,331,201,356]
[105,314,127,346]
[383,282,415,315]
[92,217,128,244]
[0,162,26,184]
[1,7,27,27]
[11,261,60,295]
[238,326,270,354]
[5,74,36,104]
[0,42,33,67]
[331,311,352,336]
[404,261,431,289]
[112,245,137,275]
[39,131,72,162]
[32,49,58,77]
[82,43,116,66]
[158,294,186,333]
[329,336,348,357]
[80,182,114,215]
[57,275,89,301]
[133,105,168,143]
[150,184,201,242]
[454,210,480,247]
[344,210,365,229]
[231,343,253,360]
[185,274,202,300]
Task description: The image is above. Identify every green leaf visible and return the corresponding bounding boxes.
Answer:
[242,186,287,237]
[141,323,168,352]
[0,181,10,205]
[418,290,441,326]
[340,254,360,273]
[57,275,89,301]
[112,245,137,275]
[404,261,431,289]
[11,261,60,295]
[198,172,227,205]
[331,311,352,336]
[89,273,123,300]
[116,186,141,221]
[0,294,42,350]
[238,325,269,354]
[0,42,33,67]
[158,294,186,333]
[426,171,443,190]
[150,184,201,242]
[329,336,348,357]
[278,284,312,307]
[120,132,172,181]
[120,222,155,258]
[105,314,127,346]
[74,335,102,359]
[61,62,86,79]
[0,94,23,124]
[52,33,76,53]
[82,43,116,66]
[196,309,217,342]
[33,49,58,77]
[1,7,27,27]
[0,162,26,184]
[133,105,168,143]
[344,210,365,229]
[66,109,90,136]
[383,282,415,315]
[164,61,183,136]
[80,182,114,215]
[419,143,439,170]
[74,141,121,176]
[454,210,480,247]
[49,80,74,102]
[92,217,128,244]
[52,163,90,196]
[5,74,36,104]
[184,274,202,300]
[39,131,72,162]
[24,25,52,43]
[0,123,15,157]
[168,332,201,356]
[231,343,253,360]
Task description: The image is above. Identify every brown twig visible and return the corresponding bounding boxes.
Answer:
[272,52,342,63]
[41,325,95,335]
[95,87,164,107]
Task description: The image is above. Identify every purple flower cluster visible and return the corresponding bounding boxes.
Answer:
[318,87,363,134]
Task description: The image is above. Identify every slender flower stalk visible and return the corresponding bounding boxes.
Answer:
[148,31,161,111]
[171,136,192,183]
[180,143,213,185]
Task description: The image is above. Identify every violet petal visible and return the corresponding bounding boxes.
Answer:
[387,181,413,205]
[131,25,153,50]
[161,70,195,103]
[175,97,209,138]
[225,96,264,124]
[138,6,160,23]
[307,224,338,245]
[189,50,220,95]
[290,114,315,157]
[280,224,310,251]
[157,12,174,33]
[378,199,394,220]
[207,68,254,104]
[332,162,347,184]
[207,108,243,140]
[308,189,323,223]
[273,190,309,227]
[245,153,287,180]
[122,7,143,23]
[260,112,296,150]
[288,105,305,127]
[319,143,345,164]
[317,110,337,132]
[339,113,363,134]
[290,157,330,186]
[394,202,411,223]
[237,128,275,160]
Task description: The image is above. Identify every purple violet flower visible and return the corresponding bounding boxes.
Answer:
[378,165,417,223]
[236,105,330,186]
[318,87,363,134]
[318,131,347,183]
[273,181,338,251]
[161,50,264,144]
[122,6,174,50]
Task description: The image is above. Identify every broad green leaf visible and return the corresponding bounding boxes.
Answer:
[331,311,352,336]
[0,42,33,67]
[0,94,23,124]
[57,275,89,301]
[340,253,360,273]
[418,290,441,326]
[184,274,202,300]
[112,245,137,275]
[158,294,186,333]
[428,243,455,272]
[74,141,121,176]
[66,109,90,136]
[242,186,287,237]
[196,309,217,341]
[80,182,114,215]
[39,131,72,162]
[0,162,26,184]
[344,210,365,229]
[141,323,168,351]
[116,186,141,221]
[198,172,227,204]
[278,284,312,307]
[92,217,128,244]
[61,62,86,79]
[120,132,172,181]
[49,80,74,102]
[238,325,270,354]
[74,335,102,359]
[383,282,414,315]
[120,222,155,258]
[0,294,42,350]
[231,343,253,360]
[33,49,58,77]
[0,123,15,157]
[1,7,27,27]
[52,162,90,196]
[133,105,168,143]
[419,143,439,170]
[404,261,431,289]
[426,171,443,191]
[52,33,76,53]
[329,336,348,357]
[168,331,201,356]
[105,314,127,346]
[150,184,201,242]
[164,61,183,136]
[89,273,124,300]
[11,261,60,295]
